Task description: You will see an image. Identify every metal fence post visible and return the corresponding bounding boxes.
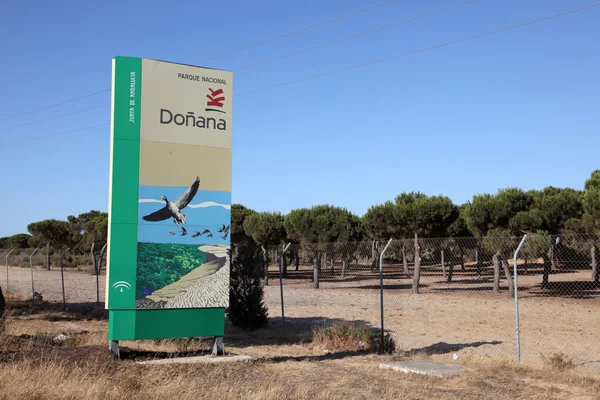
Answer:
[514,235,527,362]
[279,243,291,325]
[379,239,393,351]
[5,248,14,292]
[29,248,39,300]
[60,248,70,309]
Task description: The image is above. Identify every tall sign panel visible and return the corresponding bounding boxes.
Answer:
[107,56,232,342]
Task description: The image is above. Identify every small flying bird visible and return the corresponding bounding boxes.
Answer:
[180,227,188,236]
[218,224,229,234]
[201,229,211,235]
[142,176,200,227]
[168,231,176,236]
[191,231,201,238]
[207,232,213,238]
[221,232,229,240]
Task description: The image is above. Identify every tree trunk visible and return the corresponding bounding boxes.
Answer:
[441,249,446,280]
[412,233,421,294]
[342,260,346,278]
[96,244,107,308]
[91,243,97,274]
[591,245,598,284]
[313,257,320,289]
[492,251,501,292]
[261,246,268,286]
[476,246,482,276]
[265,262,269,285]
[372,246,380,273]
[447,264,454,283]
[460,247,466,272]
[502,258,514,298]
[541,245,553,289]
[295,249,300,271]
[330,258,334,274]
[46,242,50,270]
[371,241,377,262]
[402,247,409,278]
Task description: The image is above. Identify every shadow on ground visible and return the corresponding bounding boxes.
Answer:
[225,316,376,348]
[116,316,378,361]
[258,350,369,363]
[528,281,600,299]
[4,295,107,321]
[404,340,502,356]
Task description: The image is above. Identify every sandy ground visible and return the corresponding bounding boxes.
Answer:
[4,265,105,305]
[4,261,599,369]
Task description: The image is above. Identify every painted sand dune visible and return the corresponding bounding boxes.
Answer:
[135,244,229,309]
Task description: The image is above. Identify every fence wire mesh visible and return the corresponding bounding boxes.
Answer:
[1,247,106,306]
[3,234,599,368]
[265,234,600,367]
[262,242,381,333]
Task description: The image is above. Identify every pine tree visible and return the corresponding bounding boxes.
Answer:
[228,240,268,330]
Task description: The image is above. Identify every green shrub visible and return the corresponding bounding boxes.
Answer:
[228,240,268,330]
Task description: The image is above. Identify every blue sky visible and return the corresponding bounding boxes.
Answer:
[138,185,230,245]
[1,0,599,236]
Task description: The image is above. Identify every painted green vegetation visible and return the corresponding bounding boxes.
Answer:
[136,242,206,299]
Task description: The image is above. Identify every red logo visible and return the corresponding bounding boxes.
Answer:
[206,88,225,113]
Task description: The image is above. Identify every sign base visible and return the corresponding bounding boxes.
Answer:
[108,308,225,341]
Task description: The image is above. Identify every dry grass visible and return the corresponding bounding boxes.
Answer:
[1,295,600,399]
[1,344,600,400]
[312,322,373,351]
[543,352,576,371]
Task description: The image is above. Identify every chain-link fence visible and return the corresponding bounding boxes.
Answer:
[262,242,382,334]
[265,234,600,367]
[1,247,106,307]
[3,234,599,367]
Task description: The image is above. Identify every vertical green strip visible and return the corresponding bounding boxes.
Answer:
[106,56,142,311]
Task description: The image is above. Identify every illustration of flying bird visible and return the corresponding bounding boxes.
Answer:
[201,229,211,235]
[218,224,230,234]
[168,231,176,236]
[142,176,200,227]
[180,227,188,236]
[207,233,213,238]
[191,231,201,238]
[221,232,229,240]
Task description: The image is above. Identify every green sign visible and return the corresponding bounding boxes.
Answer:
[106,56,232,341]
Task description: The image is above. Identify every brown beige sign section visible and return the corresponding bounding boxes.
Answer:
[140,58,232,149]
[139,140,231,190]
